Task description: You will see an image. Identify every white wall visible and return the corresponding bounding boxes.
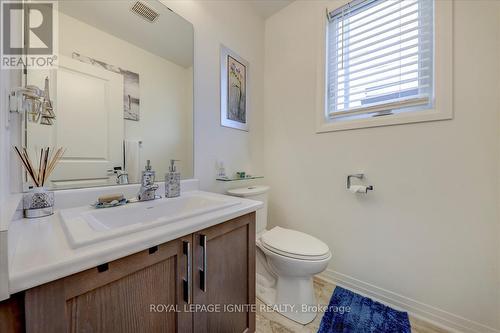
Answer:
[162,0,266,192]
[264,0,500,332]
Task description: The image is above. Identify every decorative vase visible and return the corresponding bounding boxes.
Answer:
[23,187,54,218]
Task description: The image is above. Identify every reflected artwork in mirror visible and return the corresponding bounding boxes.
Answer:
[24,0,194,190]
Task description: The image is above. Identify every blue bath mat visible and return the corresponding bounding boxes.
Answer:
[318,286,411,333]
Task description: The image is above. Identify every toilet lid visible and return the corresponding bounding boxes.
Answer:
[260,227,330,260]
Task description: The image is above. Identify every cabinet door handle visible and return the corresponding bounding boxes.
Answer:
[199,234,207,292]
[183,241,191,304]
[97,263,108,273]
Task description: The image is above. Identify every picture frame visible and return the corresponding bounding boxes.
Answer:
[220,45,249,131]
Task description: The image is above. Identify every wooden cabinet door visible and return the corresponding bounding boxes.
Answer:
[192,213,256,333]
[24,235,193,333]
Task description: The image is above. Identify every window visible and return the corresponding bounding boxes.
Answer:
[326,0,434,122]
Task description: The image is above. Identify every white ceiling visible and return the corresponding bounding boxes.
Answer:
[248,0,294,19]
[58,0,194,68]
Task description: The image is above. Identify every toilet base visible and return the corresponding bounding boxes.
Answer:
[256,274,318,325]
[256,248,319,325]
[275,276,318,324]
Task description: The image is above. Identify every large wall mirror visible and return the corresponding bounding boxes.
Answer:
[24,0,194,190]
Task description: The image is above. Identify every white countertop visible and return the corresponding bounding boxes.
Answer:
[8,190,262,294]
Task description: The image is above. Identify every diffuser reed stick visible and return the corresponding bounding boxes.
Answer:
[14,146,65,187]
[46,148,65,180]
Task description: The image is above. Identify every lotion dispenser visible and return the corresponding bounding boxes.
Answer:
[165,159,181,198]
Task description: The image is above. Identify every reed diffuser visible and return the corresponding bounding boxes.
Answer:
[14,146,65,218]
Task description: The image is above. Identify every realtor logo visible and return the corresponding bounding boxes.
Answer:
[1,1,58,68]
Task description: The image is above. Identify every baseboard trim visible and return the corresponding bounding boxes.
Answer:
[317,269,499,333]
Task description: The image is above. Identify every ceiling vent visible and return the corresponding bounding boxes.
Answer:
[130,1,159,23]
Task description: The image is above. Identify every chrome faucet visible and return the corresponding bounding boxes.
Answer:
[116,170,129,185]
[138,160,158,201]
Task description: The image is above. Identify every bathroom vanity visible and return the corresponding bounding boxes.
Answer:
[0,184,260,332]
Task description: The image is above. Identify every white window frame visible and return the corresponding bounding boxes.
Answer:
[316,0,453,133]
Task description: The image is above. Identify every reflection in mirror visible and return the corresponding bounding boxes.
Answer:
[25,0,194,190]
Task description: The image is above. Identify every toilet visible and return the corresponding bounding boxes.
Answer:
[227,185,332,325]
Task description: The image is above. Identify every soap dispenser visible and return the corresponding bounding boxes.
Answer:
[138,159,158,201]
[143,160,155,183]
[165,159,181,198]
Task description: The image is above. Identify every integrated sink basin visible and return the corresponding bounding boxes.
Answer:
[60,191,241,248]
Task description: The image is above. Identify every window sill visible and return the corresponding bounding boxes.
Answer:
[316,108,453,133]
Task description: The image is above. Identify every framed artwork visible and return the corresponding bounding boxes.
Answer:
[220,45,249,131]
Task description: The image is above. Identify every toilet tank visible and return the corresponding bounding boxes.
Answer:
[227,185,269,233]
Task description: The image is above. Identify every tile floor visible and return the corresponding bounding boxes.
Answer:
[256,278,450,333]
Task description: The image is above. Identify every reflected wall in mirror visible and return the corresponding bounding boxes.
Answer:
[25,0,194,190]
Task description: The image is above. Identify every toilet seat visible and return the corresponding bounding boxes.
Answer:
[260,227,331,261]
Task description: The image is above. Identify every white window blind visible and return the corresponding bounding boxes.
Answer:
[326,0,434,119]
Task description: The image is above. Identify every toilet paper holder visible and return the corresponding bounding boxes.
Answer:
[347,174,374,192]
